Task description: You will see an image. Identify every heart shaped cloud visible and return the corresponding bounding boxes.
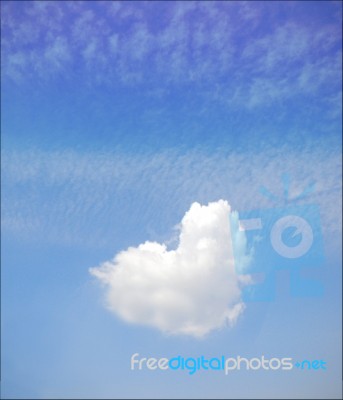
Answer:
[90,200,252,337]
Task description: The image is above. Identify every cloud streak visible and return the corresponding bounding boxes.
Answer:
[2,144,341,250]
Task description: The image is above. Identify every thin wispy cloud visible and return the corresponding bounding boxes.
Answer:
[2,1,341,112]
[2,144,341,249]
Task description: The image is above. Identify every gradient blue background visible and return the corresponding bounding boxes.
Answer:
[1,1,342,398]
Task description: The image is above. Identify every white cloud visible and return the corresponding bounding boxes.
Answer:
[44,36,71,70]
[2,1,341,93]
[90,200,251,337]
[242,23,310,70]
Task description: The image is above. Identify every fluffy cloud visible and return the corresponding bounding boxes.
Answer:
[90,200,251,337]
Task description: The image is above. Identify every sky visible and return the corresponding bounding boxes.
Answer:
[1,1,342,399]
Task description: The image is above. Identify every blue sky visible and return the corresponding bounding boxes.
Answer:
[1,1,342,399]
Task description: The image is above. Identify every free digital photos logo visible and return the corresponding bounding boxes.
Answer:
[131,354,327,375]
